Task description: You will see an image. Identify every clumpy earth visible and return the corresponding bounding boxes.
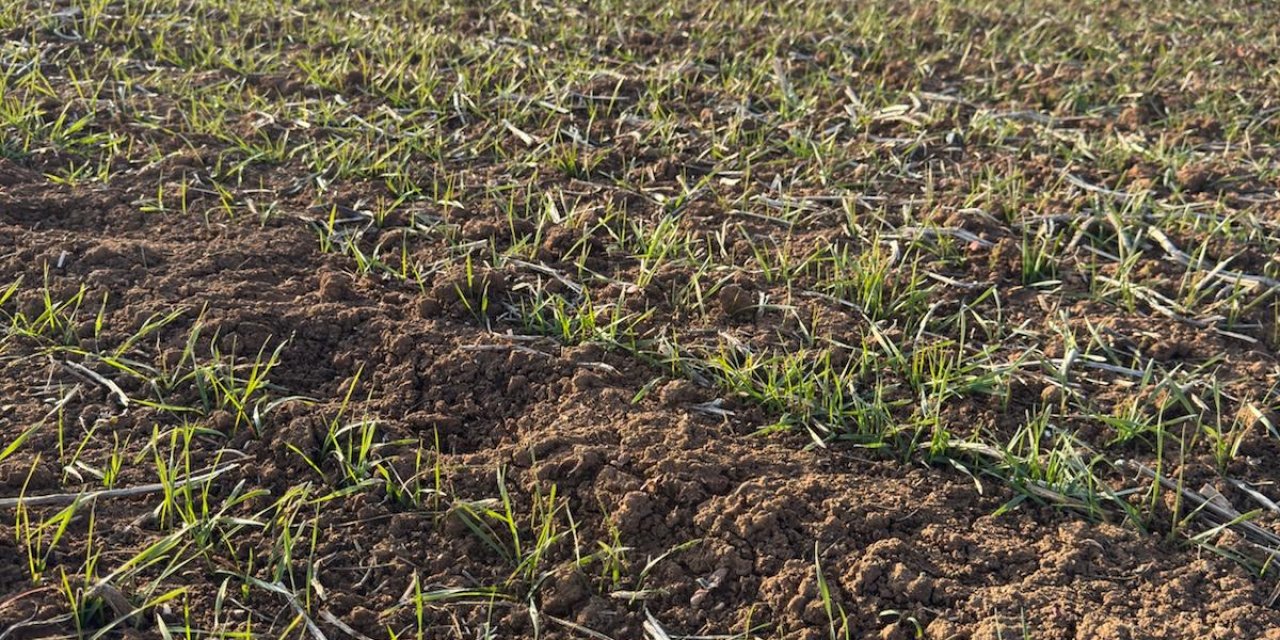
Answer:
[3,1,1280,639]
[2,183,1277,639]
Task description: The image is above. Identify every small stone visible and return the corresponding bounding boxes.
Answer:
[348,606,379,632]
[719,284,754,316]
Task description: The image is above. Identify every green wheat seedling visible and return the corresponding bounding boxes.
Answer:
[513,287,652,349]
[813,544,851,640]
[377,432,448,511]
[1020,226,1064,286]
[145,322,290,431]
[1,276,88,347]
[286,365,392,491]
[455,253,493,319]
[448,467,567,591]
[325,417,382,487]
[16,489,81,582]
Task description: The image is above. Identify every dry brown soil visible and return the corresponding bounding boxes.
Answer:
[2,164,1279,640]
[3,1,1280,639]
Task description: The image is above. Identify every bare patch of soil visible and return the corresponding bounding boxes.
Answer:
[1,178,1278,639]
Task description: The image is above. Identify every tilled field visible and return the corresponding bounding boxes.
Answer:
[2,1,1280,639]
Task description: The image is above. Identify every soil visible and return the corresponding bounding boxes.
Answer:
[3,1,1280,639]
[0,172,1278,640]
